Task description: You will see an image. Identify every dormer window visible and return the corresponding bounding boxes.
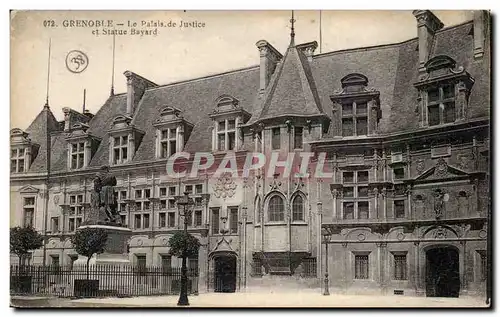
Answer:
[113,135,129,164]
[330,73,381,137]
[160,128,177,158]
[216,119,236,151]
[70,142,85,169]
[414,55,474,128]
[11,148,26,173]
[342,102,368,136]
[427,83,456,126]
[10,128,39,174]
[210,95,250,152]
[153,106,193,159]
[66,123,101,170]
[108,115,144,165]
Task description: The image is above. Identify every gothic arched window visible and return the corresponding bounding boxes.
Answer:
[292,195,304,221]
[268,195,285,222]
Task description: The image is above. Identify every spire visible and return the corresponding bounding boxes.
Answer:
[289,10,296,47]
[110,30,116,96]
[82,88,87,113]
[44,38,52,109]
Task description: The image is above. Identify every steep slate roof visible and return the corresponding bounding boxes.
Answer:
[132,67,260,158]
[25,106,61,172]
[87,94,128,168]
[20,18,489,174]
[249,43,325,124]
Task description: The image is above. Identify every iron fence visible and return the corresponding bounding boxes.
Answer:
[10,264,198,298]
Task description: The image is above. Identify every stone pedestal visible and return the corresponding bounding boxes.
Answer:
[72,224,133,297]
[74,224,133,266]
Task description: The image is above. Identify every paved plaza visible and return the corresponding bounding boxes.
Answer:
[13,291,489,308]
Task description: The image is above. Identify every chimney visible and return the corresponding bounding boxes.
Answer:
[124,71,158,116]
[473,10,487,60]
[297,41,318,63]
[412,10,444,71]
[256,40,283,93]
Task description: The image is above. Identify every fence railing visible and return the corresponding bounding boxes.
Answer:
[10,264,198,298]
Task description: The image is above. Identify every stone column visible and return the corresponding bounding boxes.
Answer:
[198,235,209,293]
[127,132,134,163]
[342,242,348,293]
[368,100,378,135]
[332,189,338,220]
[377,242,388,294]
[414,241,424,296]
[407,185,412,219]
[460,240,468,295]
[84,140,91,168]
[177,125,184,153]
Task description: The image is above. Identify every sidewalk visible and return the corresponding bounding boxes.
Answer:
[66,292,489,308]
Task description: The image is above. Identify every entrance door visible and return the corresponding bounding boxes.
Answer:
[426,247,460,297]
[214,256,237,293]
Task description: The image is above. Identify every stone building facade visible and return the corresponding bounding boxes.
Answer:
[10,11,490,297]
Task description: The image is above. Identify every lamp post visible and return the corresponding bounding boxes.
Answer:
[322,229,331,296]
[175,191,195,306]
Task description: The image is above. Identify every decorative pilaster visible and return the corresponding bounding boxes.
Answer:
[342,242,348,293]
[376,242,388,293]
[460,240,468,295]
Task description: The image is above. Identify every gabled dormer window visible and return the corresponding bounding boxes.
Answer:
[153,107,193,159]
[210,95,250,152]
[70,142,85,169]
[108,115,144,165]
[414,55,474,128]
[66,123,101,170]
[11,148,26,173]
[160,128,177,158]
[217,119,236,151]
[10,128,39,174]
[113,135,129,164]
[330,73,381,137]
[427,83,456,126]
[342,102,368,136]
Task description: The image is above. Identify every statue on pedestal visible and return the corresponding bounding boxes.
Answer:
[86,165,121,225]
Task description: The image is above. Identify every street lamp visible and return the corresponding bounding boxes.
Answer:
[175,191,195,306]
[321,228,331,296]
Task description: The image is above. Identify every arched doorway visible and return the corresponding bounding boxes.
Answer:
[214,255,237,293]
[425,246,460,297]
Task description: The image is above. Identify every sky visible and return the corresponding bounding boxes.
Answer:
[10,10,473,130]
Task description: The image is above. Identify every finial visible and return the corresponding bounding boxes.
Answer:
[290,10,296,46]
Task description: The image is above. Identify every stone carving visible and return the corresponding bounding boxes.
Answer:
[435,158,448,177]
[293,177,305,192]
[455,224,471,238]
[416,159,425,174]
[86,165,121,225]
[357,233,366,241]
[433,189,446,220]
[269,175,282,191]
[434,226,447,239]
[53,194,60,205]
[213,172,237,199]
[458,154,471,170]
